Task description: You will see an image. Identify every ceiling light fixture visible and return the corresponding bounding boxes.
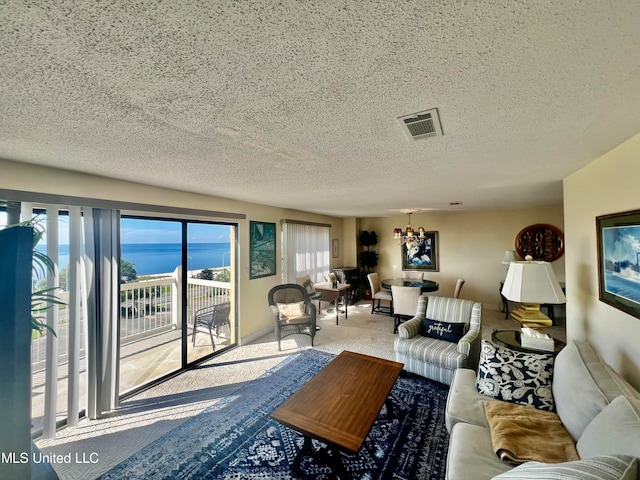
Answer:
[393,212,425,249]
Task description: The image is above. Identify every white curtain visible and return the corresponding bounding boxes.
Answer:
[282,222,330,283]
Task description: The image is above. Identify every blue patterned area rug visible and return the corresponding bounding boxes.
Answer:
[99,350,450,480]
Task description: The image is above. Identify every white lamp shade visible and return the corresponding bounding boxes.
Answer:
[501,260,566,304]
[501,250,517,264]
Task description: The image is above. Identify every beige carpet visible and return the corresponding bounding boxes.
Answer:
[36,300,565,479]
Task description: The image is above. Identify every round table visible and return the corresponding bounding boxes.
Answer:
[381,278,439,293]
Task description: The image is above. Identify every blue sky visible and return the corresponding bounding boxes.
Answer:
[1,212,231,244]
[121,218,231,244]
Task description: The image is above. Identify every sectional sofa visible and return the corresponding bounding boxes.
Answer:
[444,340,640,479]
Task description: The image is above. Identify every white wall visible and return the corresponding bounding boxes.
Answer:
[0,159,345,343]
[564,132,640,389]
[361,207,565,310]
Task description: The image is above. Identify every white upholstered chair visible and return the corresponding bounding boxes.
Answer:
[367,272,393,315]
[402,271,424,280]
[390,285,421,333]
[394,295,482,385]
[453,278,465,298]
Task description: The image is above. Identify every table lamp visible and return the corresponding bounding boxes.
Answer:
[501,250,517,265]
[501,255,566,328]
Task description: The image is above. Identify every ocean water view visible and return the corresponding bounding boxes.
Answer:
[37,243,231,276]
[605,271,640,304]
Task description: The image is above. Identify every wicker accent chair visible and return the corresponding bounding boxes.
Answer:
[394,295,482,385]
[268,284,317,351]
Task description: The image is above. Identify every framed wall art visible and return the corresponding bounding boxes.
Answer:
[597,209,640,319]
[515,223,564,262]
[249,221,276,279]
[401,231,439,272]
[332,239,339,258]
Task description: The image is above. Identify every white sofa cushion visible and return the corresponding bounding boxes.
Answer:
[492,455,637,480]
[553,341,640,441]
[577,395,640,460]
[446,368,499,432]
[445,423,512,480]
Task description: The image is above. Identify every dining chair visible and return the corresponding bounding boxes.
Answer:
[453,278,465,298]
[390,285,421,333]
[402,271,424,280]
[367,272,393,315]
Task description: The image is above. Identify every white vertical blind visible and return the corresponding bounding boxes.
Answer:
[282,222,330,283]
[43,207,60,438]
[67,206,83,426]
[84,208,121,419]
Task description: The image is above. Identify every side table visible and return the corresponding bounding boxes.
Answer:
[491,329,566,355]
[314,282,351,325]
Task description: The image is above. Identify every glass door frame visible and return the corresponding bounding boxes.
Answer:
[118,214,238,399]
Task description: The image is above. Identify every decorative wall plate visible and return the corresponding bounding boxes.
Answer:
[515,224,564,262]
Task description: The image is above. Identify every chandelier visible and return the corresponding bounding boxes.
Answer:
[393,212,425,249]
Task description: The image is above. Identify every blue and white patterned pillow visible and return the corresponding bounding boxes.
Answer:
[476,340,555,411]
[492,455,638,480]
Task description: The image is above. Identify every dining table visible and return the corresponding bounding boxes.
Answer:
[381,278,439,293]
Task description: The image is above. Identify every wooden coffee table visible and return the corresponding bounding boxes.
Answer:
[271,351,403,478]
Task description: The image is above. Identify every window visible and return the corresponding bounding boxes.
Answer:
[282,220,330,283]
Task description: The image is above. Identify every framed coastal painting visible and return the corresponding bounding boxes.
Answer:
[249,221,276,279]
[401,231,439,272]
[597,209,640,319]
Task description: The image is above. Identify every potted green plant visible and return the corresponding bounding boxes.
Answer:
[1,204,61,479]
[358,230,379,299]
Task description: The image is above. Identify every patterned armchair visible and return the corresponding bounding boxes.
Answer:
[268,284,317,351]
[394,295,482,385]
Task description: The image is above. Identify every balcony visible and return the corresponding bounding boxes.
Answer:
[31,272,232,434]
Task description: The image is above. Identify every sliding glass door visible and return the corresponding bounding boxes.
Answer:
[2,200,239,438]
[118,218,183,395]
[119,217,236,396]
[186,222,234,364]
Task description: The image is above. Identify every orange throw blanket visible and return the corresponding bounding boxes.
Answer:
[484,401,579,465]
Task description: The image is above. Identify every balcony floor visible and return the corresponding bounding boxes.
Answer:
[31,326,231,433]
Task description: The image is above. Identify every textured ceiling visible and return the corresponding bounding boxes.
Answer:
[1,1,640,217]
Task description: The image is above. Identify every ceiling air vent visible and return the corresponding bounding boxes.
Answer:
[397,108,443,140]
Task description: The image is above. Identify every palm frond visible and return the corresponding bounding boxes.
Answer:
[33,250,55,278]
[1,205,63,335]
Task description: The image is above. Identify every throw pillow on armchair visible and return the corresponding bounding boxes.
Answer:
[420,318,466,343]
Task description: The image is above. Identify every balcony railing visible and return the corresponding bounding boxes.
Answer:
[31,269,231,370]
